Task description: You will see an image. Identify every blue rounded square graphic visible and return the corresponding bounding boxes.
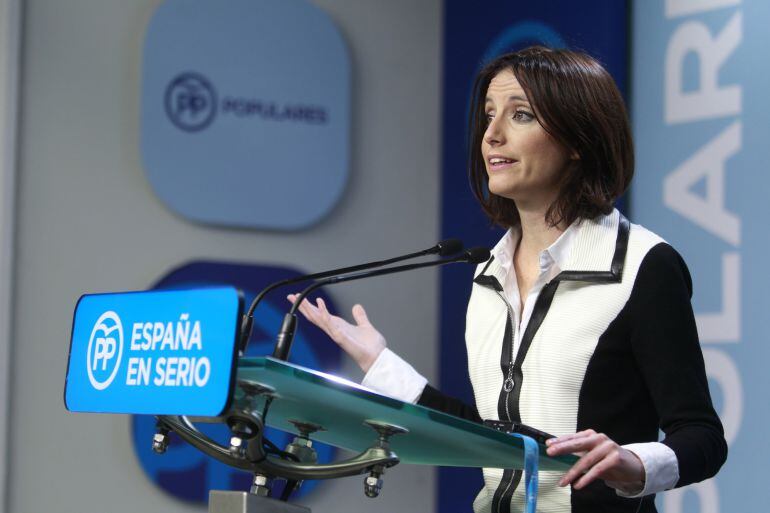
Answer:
[141,0,351,230]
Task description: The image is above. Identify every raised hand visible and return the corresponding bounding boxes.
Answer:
[287,294,386,373]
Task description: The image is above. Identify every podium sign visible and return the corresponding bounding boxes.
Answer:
[65,287,242,416]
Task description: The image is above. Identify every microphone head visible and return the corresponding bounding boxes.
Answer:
[436,238,464,256]
[464,247,491,264]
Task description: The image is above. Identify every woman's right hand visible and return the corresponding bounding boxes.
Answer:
[287,294,386,373]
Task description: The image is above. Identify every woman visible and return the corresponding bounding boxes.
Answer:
[289,46,726,513]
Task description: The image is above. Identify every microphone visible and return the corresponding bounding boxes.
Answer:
[238,239,463,353]
[272,247,491,361]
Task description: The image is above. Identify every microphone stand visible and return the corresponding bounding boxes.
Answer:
[272,248,490,361]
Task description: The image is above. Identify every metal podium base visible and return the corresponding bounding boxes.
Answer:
[209,491,311,513]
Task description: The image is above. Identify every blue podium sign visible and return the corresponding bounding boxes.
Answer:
[65,287,242,416]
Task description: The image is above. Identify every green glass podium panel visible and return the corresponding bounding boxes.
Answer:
[237,357,576,472]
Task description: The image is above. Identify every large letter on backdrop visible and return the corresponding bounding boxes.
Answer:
[633,0,766,510]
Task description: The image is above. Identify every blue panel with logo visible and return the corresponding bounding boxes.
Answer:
[65,287,242,416]
[141,0,350,230]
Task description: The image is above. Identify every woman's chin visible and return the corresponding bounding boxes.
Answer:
[487,183,521,202]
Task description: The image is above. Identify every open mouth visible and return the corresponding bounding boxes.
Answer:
[488,157,517,170]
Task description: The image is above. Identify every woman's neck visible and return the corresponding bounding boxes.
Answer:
[516,204,565,257]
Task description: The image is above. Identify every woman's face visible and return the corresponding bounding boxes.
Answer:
[481,69,572,209]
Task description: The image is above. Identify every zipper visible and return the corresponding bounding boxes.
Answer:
[472,272,525,513]
[494,289,516,422]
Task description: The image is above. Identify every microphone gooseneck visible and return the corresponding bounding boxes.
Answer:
[239,239,465,354]
[272,247,490,361]
[436,238,463,256]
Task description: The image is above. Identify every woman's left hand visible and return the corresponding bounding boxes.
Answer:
[545,429,645,492]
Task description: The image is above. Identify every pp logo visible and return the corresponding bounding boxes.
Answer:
[86,311,124,390]
[164,72,217,132]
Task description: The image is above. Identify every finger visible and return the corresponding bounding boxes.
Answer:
[287,294,305,314]
[558,440,614,487]
[315,298,340,337]
[573,449,623,490]
[298,300,321,325]
[558,439,610,486]
[547,429,595,446]
[547,431,604,456]
[290,295,320,324]
[316,297,334,322]
[351,304,371,327]
[560,434,608,454]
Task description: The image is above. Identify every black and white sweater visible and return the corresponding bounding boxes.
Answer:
[417,210,727,513]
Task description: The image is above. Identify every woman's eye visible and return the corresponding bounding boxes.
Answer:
[485,112,494,123]
[513,110,534,122]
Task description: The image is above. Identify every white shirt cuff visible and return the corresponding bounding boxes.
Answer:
[615,442,679,497]
[361,348,428,404]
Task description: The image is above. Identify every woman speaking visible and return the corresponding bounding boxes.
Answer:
[289,46,726,513]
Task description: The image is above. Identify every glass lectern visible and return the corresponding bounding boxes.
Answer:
[158,357,575,513]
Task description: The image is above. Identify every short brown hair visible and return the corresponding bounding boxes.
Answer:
[468,46,633,228]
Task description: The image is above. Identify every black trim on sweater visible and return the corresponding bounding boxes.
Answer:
[494,285,516,513]
[508,280,560,422]
[474,272,503,291]
[487,278,560,512]
[497,305,514,421]
[418,384,482,424]
[477,255,497,278]
[491,468,521,513]
[557,214,630,283]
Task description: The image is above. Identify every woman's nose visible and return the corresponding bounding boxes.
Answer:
[484,119,503,146]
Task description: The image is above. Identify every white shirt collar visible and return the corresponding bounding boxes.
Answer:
[491,220,580,276]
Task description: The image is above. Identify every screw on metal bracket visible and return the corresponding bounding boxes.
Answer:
[152,425,170,454]
[229,435,245,458]
[364,465,385,498]
[250,473,272,497]
[225,416,261,459]
[361,421,409,498]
